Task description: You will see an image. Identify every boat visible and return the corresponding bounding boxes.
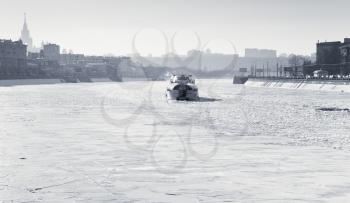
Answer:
[166,74,199,101]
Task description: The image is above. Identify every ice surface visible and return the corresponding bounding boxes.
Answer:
[1,79,350,202]
[246,79,350,93]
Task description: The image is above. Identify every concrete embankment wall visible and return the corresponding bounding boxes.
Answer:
[245,78,350,93]
[90,78,114,82]
[0,78,120,87]
[0,79,63,87]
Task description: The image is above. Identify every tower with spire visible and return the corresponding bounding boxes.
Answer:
[20,13,33,52]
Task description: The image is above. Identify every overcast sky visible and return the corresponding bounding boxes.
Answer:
[1,0,349,56]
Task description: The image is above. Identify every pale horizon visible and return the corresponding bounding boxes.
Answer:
[1,0,349,56]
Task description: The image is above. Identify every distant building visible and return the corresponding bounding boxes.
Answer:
[27,52,40,60]
[20,14,34,52]
[245,49,277,58]
[42,43,60,62]
[60,53,85,65]
[0,40,27,59]
[0,39,27,64]
[131,49,285,74]
[316,38,350,65]
[0,39,27,77]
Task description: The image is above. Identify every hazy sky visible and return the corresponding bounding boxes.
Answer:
[1,0,349,56]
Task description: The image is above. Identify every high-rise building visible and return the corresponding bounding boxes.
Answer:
[20,13,34,52]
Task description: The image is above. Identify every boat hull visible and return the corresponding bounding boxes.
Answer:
[233,75,248,84]
[166,89,199,101]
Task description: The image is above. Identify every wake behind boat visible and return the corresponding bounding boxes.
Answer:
[166,74,199,101]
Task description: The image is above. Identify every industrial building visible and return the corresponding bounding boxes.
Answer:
[316,38,350,65]
[282,38,350,77]
[310,38,350,76]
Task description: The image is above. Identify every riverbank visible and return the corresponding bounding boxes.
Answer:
[245,78,350,93]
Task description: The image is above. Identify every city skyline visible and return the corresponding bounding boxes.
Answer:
[1,0,349,56]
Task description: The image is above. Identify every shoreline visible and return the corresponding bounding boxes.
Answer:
[245,77,350,93]
[0,77,164,87]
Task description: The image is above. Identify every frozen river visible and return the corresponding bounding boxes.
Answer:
[1,79,350,202]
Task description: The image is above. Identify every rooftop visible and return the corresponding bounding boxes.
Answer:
[0,39,25,46]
